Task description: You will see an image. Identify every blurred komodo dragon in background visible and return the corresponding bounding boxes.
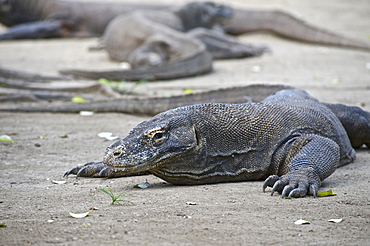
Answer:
[60,2,268,81]
[62,89,370,198]
[0,0,369,82]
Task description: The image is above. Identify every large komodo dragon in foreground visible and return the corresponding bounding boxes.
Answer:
[1,0,369,81]
[64,89,370,198]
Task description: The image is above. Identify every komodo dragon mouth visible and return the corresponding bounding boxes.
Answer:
[106,163,150,174]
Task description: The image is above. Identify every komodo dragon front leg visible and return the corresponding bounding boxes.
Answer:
[64,89,370,198]
[262,102,370,197]
[263,134,340,198]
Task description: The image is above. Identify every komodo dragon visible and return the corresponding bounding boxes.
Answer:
[63,89,370,198]
[59,2,268,81]
[1,1,369,81]
[1,0,368,51]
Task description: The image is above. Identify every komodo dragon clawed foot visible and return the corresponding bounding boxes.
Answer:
[64,162,109,178]
[263,169,320,198]
[263,133,341,198]
[64,161,150,178]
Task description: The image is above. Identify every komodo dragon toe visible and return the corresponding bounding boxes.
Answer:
[64,162,109,178]
[263,167,321,198]
[64,161,150,178]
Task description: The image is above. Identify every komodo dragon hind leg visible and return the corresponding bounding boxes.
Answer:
[324,103,370,148]
[263,134,340,198]
[188,28,269,59]
[64,161,150,178]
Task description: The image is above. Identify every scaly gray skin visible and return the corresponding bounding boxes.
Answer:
[0,0,369,51]
[64,89,370,198]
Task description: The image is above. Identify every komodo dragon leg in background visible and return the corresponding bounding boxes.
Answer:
[324,103,370,149]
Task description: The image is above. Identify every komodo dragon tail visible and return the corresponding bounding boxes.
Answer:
[0,84,293,115]
[225,9,370,51]
[59,51,213,81]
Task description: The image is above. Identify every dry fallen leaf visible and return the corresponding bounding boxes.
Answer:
[294,219,310,225]
[0,135,14,143]
[98,132,113,138]
[71,96,85,103]
[133,182,150,189]
[183,88,195,95]
[328,218,343,223]
[52,180,67,185]
[317,189,336,197]
[186,202,197,205]
[69,211,90,218]
[79,111,94,116]
[98,132,119,141]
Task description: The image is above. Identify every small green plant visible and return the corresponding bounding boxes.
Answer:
[99,188,135,205]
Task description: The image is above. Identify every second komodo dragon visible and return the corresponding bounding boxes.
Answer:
[60,2,267,81]
[65,89,370,198]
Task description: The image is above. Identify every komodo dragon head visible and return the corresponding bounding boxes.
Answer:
[103,110,202,178]
[176,2,233,31]
[0,0,40,26]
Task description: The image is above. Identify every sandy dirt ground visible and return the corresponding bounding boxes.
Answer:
[1,0,370,245]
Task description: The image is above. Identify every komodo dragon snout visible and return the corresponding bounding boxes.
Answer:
[103,115,199,175]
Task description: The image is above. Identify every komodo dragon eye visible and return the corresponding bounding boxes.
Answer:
[153,132,164,141]
[146,128,167,145]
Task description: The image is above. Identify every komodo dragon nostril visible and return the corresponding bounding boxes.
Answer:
[113,150,122,158]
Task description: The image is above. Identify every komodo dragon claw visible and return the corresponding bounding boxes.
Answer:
[263,168,320,198]
[64,161,150,178]
[63,162,109,178]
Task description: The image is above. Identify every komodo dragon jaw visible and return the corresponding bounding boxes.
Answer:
[102,115,200,175]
